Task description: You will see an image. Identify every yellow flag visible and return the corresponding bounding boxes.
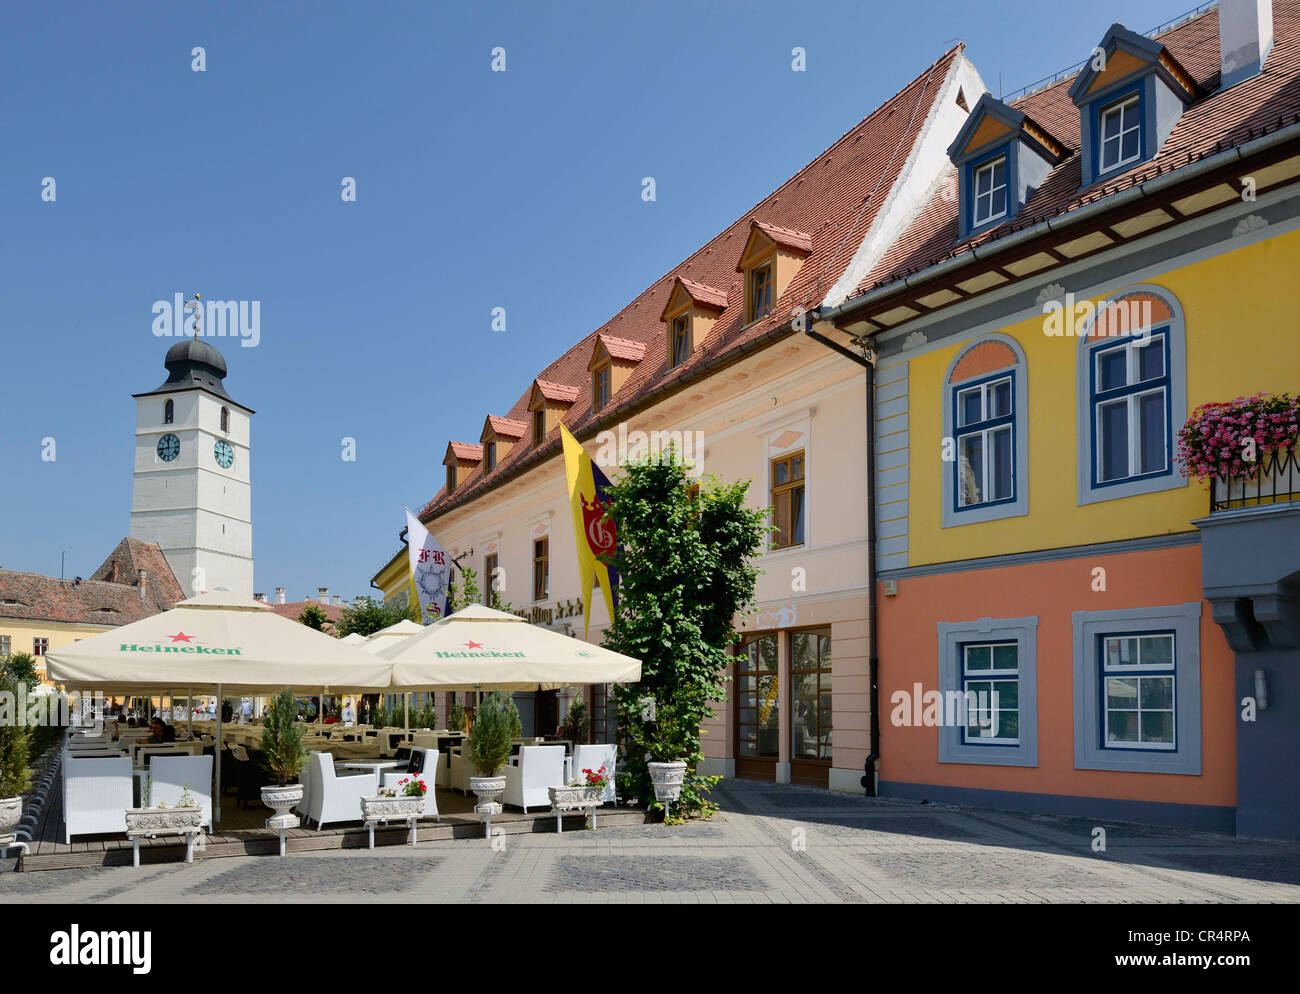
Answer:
[560,425,618,637]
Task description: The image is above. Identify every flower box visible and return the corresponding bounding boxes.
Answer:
[123,806,204,867]
[547,785,603,808]
[360,795,425,822]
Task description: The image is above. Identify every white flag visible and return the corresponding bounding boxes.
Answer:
[405,507,451,625]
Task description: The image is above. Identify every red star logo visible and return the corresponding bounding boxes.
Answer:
[464,640,483,649]
[169,632,196,644]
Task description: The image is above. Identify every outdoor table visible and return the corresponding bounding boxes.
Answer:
[338,760,408,782]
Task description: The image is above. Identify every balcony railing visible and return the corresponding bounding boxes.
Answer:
[1210,445,1300,512]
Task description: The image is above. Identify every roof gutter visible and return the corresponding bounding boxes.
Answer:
[819,120,1300,327]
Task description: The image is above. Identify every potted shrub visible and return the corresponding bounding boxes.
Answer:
[448,700,466,733]
[560,696,590,744]
[259,687,307,828]
[0,675,32,840]
[467,690,512,809]
[630,697,689,810]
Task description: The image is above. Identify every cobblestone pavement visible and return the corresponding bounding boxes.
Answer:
[4,779,1299,903]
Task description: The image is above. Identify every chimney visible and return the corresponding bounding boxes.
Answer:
[254,592,267,603]
[318,586,329,604]
[276,586,286,604]
[333,595,342,606]
[1220,0,1274,90]
[137,568,148,602]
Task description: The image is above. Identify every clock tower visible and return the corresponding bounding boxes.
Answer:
[130,334,254,597]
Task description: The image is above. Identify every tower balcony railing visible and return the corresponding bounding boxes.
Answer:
[1209,445,1300,513]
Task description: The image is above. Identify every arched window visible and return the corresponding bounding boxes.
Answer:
[220,407,229,433]
[1075,285,1187,505]
[163,399,174,425]
[942,334,1029,527]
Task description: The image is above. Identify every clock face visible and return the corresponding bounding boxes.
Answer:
[214,439,234,469]
[157,433,181,462]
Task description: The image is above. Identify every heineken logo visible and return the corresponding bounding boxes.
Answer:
[120,633,242,655]
[434,645,525,659]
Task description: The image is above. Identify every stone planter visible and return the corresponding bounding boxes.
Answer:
[469,775,506,806]
[124,806,204,835]
[360,794,425,822]
[647,761,687,804]
[0,796,22,839]
[548,785,603,807]
[260,783,303,819]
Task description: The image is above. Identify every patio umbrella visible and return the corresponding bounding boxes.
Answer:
[377,604,642,691]
[339,633,368,645]
[45,591,395,822]
[361,618,425,730]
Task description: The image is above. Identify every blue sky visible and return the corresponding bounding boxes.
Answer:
[0,0,1189,599]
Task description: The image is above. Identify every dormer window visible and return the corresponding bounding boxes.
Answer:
[1099,93,1141,173]
[670,315,690,368]
[163,399,174,424]
[442,441,482,496]
[972,154,1008,227]
[446,463,457,493]
[533,408,545,445]
[480,415,526,471]
[735,221,810,325]
[593,365,611,410]
[1068,23,1197,189]
[484,441,497,472]
[748,264,773,322]
[947,93,1067,238]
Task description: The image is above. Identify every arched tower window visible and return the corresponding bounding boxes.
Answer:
[220,407,230,433]
[163,399,174,425]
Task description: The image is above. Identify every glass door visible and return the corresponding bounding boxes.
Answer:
[735,634,779,780]
[790,629,832,786]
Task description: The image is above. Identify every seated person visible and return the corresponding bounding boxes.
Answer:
[145,718,178,743]
[323,711,340,725]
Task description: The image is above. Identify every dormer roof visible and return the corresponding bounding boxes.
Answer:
[946,92,1069,164]
[444,441,483,464]
[736,220,813,271]
[531,379,581,405]
[482,415,528,440]
[660,277,729,320]
[1067,22,1198,104]
[588,334,648,370]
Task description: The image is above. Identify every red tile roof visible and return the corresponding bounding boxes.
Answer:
[596,334,649,362]
[750,220,814,255]
[268,600,345,634]
[534,379,582,403]
[419,45,965,520]
[672,278,730,312]
[485,416,528,438]
[853,3,1300,297]
[447,442,483,462]
[0,538,185,627]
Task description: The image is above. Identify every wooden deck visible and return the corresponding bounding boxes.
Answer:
[18,780,645,872]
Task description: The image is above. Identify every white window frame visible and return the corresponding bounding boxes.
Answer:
[972,155,1008,227]
[1101,633,1177,751]
[960,641,1021,746]
[955,376,1014,508]
[1099,94,1141,173]
[1092,333,1169,484]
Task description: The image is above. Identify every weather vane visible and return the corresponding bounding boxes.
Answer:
[183,291,202,338]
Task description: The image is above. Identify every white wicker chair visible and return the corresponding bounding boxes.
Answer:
[571,744,618,804]
[63,756,132,844]
[502,746,565,813]
[150,755,214,829]
[306,752,377,831]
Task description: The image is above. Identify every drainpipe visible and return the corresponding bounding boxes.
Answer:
[803,320,879,796]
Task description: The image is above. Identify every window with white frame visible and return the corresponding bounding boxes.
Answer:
[1101,632,1175,750]
[1092,331,1169,485]
[972,155,1008,226]
[937,616,1038,767]
[0,635,9,656]
[33,637,49,656]
[1072,603,1200,775]
[955,374,1014,508]
[1099,94,1141,172]
[961,641,1020,745]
